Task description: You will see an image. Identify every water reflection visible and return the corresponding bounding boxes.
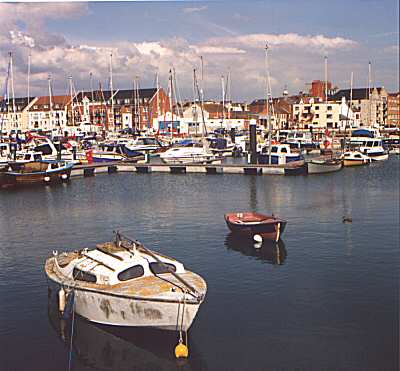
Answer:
[225,233,287,265]
[47,297,207,371]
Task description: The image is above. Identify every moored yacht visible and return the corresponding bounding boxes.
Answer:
[341,150,371,166]
[92,143,144,163]
[258,143,304,165]
[45,233,207,331]
[160,140,221,164]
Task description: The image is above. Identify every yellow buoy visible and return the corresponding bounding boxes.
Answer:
[174,341,189,358]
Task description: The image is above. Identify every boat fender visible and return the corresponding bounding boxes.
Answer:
[175,340,189,358]
[253,234,263,243]
[61,173,68,180]
[44,176,51,182]
[254,242,262,249]
[62,290,75,320]
[58,288,66,315]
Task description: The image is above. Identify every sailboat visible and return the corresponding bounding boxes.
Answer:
[160,68,221,164]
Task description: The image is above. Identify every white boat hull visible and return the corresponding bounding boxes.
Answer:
[368,153,389,161]
[48,279,201,331]
[307,161,342,174]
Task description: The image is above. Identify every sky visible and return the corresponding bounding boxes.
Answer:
[0,0,398,101]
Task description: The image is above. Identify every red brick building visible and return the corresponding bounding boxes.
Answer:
[387,92,400,127]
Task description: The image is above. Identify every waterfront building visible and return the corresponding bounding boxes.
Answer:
[0,97,37,134]
[292,97,353,132]
[75,88,169,132]
[308,80,337,101]
[387,92,400,127]
[28,95,71,134]
[331,87,388,126]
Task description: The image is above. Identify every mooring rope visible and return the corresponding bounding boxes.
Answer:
[67,290,76,371]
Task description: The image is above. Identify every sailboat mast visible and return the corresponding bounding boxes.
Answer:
[221,75,225,129]
[193,69,198,136]
[324,56,328,104]
[109,52,114,132]
[169,69,173,139]
[27,53,31,117]
[69,76,75,126]
[265,44,272,165]
[227,69,231,121]
[9,52,16,131]
[48,75,53,129]
[368,61,371,126]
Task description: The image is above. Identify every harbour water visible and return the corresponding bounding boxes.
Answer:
[0,158,398,371]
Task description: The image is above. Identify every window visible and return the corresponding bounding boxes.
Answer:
[327,106,332,110]
[327,114,332,119]
[149,262,176,275]
[124,99,130,104]
[73,268,97,283]
[44,105,49,109]
[118,265,144,281]
[281,147,287,153]
[315,114,319,118]
[315,106,319,110]
[295,107,299,111]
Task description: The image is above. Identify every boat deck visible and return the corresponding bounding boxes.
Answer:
[45,252,206,302]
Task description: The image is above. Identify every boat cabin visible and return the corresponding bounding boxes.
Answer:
[57,243,185,286]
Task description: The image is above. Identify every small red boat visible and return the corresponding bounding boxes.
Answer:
[224,212,287,241]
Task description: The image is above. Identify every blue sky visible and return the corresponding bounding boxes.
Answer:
[0,1,398,100]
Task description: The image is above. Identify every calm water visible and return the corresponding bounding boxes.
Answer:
[0,158,398,371]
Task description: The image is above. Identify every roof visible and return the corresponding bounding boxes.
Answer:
[77,88,157,103]
[331,87,385,101]
[0,97,36,112]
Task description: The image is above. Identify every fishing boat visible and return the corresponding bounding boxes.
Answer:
[1,160,73,186]
[348,131,388,161]
[44,233,207,331]
[341,150,371,167]
[224,212,286,241]
[307,158,343,174]
[258,143,304,165]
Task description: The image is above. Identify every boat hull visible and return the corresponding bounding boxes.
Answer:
[343,159,369,167]
[47,279,200,331]
[224,213,286,241]
[1,165,72,186]
[307,160,342,174]
[368,153,389,161]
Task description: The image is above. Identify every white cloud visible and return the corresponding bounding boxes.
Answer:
[182,6,208,14]
[9,30,35,48]
[192,45,246,55]
[1,4,389,102]
[207,33,358,53]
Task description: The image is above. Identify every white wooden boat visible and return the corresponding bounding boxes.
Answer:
[341,151,371,167]
[307,158,343,174]
[45,234,207,331]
